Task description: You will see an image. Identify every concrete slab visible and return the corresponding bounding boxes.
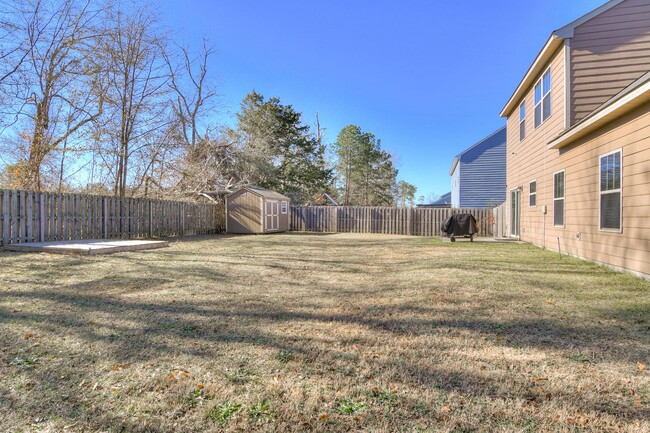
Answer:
[441,237,523,243]
[4,239,169,255]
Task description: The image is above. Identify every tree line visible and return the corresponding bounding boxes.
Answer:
[0,0,417,206]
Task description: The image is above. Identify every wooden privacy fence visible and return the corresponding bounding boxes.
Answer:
[291,206,495,237]
[0,189,225,246]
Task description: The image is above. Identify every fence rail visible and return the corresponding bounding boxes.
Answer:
[0,189,224,246]
[290,206,495,237]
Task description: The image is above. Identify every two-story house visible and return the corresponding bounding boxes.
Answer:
[501,0,650,278]
[449,126,507,208]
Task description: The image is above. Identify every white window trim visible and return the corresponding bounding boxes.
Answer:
[280,200,288,214]
[519,102,526,141]
[599,149,623,233]
[534,68,552,129]
[265,199,279,231]
[553,169,565,228]
[529,179,537,207]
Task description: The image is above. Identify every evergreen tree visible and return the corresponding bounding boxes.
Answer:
[333,124,399,206]
[395,180,417,207]
[234,91,332,203]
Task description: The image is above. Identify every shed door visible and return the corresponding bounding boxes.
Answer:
[265,200,279,231]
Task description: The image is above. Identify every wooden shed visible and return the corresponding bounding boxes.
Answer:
[225,186,290,234]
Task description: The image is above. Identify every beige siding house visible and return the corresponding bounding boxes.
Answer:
[501,0,650,278]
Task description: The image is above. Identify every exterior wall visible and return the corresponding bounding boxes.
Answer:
[458,127,507,208]
[507,40,650,277]
[506,45,567,247]
[570,0,650,124]
[544,102,650,277]
[226,190,262,234]
[451,165,460,208]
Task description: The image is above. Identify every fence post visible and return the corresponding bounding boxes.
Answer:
[102,197,108,239]
[407,207,413,236]
[181,202,185,237]
[149,200,153,238]
[39,192,45,242]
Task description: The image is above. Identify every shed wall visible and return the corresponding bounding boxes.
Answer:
[227,190,262,234]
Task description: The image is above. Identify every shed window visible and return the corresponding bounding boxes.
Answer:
[553,170,564,227]
[519,102,526,141]
[529,180,536,207]
[281,201,288,214]
[534,69,551,128]
[600,151,621,231]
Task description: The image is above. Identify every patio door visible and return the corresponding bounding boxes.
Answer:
[510,189,520,237]
[265,200,279,231]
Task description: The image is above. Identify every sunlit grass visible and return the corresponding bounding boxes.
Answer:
[0,233,648,432]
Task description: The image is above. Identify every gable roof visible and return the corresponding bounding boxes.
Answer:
[449,126,507,175]
[417,192,451,208]
[500,0,626,117]
[548,71,650,149]
[228,186,290,201]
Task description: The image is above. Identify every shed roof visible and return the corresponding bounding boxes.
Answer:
[228,186,290,201]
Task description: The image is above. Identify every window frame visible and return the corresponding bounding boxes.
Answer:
[553,169,565,228]
[534,68,552,128]
[519,102,526,141]
[598,149,622,233]
[529,180,537,207]
[280,201,288,215]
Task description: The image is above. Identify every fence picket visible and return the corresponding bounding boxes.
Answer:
[289,205,498,237]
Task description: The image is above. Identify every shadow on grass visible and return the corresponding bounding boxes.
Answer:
[1,236,649,432]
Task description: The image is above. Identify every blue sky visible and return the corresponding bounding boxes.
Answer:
[158,0,605,200]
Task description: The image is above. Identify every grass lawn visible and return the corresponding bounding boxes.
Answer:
[0,233,648,432]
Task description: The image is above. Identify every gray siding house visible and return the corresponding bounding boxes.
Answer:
[449,126,506,208]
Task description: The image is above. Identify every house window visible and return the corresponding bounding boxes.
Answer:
[600,150,621,231]
[529,180,537,207]
[553,170,565,227]
[534,69,551,128]
[519,102,526,140]
[281,201,288,214]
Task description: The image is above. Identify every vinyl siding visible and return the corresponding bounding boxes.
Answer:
[458,127,507,208]
[506,46,567,247]
[507,41,650,277]
[547,101,650,277]
[570,0,650,124]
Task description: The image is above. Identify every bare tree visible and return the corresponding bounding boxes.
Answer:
[98,4,170,198]
[2,0,107,190]
[0,0,42,95]
[161,38,244,198]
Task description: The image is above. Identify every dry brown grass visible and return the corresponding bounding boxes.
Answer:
[0,233,648,432]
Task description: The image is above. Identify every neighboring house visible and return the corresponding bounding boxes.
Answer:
[500,0,650,278]
[449,127,507,208]
[416,192,452,208]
